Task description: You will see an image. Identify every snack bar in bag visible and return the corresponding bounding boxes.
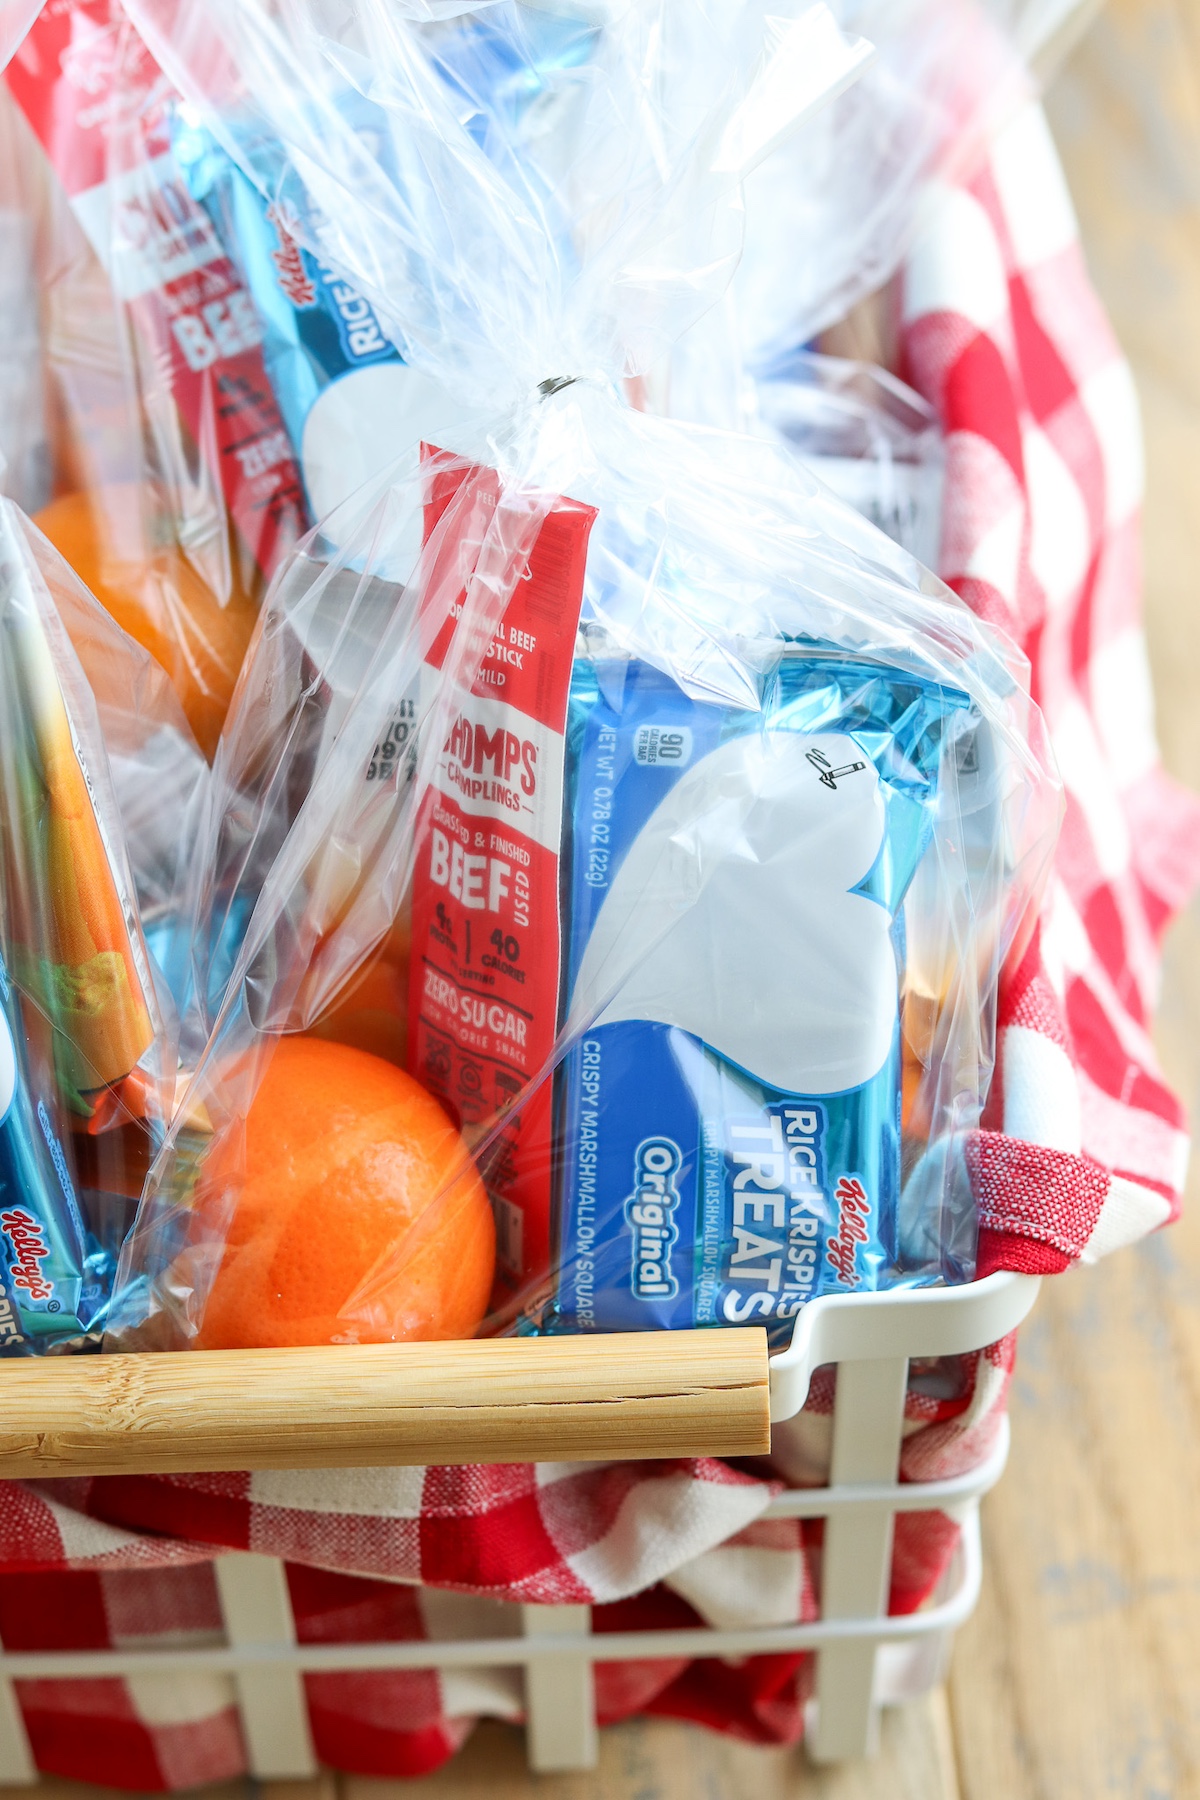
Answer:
[4,0,311,755]
[547,656,969,1341]
[112,0,1061,1352]
[165,6,619,522]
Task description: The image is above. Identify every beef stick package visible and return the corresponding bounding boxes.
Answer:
[110,0,1061,1355]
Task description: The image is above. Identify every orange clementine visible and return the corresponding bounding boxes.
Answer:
[195,1037,494,1349]
[307,916,412,1067]
[901,987,940,1140]
[34,484,259,759]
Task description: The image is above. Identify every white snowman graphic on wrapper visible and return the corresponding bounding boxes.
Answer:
[0,1006,15,1128]
[566,730,896,1096]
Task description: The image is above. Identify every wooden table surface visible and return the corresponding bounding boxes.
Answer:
[21,5,1200,1797]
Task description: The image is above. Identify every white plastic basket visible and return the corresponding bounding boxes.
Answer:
[0,1270,1038,1778]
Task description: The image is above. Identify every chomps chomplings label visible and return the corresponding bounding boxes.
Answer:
[550,654,969,1346]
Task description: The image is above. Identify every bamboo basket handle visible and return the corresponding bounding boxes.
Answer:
[0,1329,770,1476]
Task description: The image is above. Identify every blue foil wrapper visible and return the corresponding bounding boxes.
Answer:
[0,954,108,1353]
[544,652,973,1345]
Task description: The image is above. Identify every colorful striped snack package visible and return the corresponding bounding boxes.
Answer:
[0,492,200,1348]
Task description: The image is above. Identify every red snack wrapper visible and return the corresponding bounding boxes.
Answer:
[409,454,596,1294]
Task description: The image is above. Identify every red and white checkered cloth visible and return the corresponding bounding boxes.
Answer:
[902,101,1200,1271]
[0,97,1193,1790]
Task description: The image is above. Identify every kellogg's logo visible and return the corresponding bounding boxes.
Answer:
[1,1209,54,1305]
[265,202,317,310]
[825,1176,871,1286]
